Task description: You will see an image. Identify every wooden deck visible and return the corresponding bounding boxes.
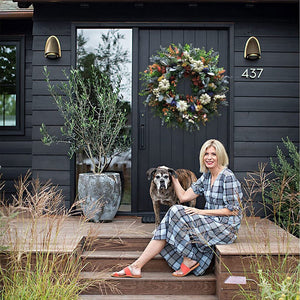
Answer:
[1,214,154,252]
[1,214,299,299]
[215,217,299,299]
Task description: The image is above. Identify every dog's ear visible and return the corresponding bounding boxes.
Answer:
[168,168,178,178]
[146,168,157,180]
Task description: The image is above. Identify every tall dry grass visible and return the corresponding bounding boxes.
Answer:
[0,172,115,300]
[236,163,300,300]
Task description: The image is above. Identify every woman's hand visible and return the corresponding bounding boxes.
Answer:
[184,206,239,217]
[184,207,202,216]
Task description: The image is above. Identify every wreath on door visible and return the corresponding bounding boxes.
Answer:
[140,44,229,131]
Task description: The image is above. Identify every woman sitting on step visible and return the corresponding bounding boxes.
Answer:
[112,139,243,278]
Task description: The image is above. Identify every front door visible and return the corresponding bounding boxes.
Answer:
[132,27,230,215]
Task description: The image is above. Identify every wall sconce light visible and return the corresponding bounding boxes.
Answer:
[244,36,261,60]
[44,36,61,59]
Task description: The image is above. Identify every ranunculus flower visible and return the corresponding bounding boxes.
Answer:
[192,60,204,73]
[177,100,188,112]
[158,78,170,92]
[214,94,226,101]
[153,88,160,97]
[200,93,211,105]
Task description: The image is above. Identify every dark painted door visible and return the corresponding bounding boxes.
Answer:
[132,27,230,214]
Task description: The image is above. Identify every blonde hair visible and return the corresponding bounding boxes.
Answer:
[199,139,229,173]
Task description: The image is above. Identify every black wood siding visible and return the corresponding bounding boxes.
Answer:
[234,19,299,180]
[31,20,73,208]
[0,20,33,198]
[16,2,298,209]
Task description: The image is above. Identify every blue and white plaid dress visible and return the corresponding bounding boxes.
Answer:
[152,168,243,276]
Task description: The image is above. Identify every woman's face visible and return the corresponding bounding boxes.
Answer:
[204,146,219,170]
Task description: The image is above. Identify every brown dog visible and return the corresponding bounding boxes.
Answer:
[146,166,197,227]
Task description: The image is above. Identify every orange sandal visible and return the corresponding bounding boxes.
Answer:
[111,266,142,278]
[172,262,200,277]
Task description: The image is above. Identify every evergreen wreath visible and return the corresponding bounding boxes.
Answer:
[140,43,229,131]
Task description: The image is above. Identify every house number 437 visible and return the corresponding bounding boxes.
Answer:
[241,68,264,79]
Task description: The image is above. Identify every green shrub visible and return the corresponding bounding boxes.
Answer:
[266,137,299,237]
[239,257,300,300]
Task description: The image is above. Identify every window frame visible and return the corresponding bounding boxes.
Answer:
[0,35,25,135]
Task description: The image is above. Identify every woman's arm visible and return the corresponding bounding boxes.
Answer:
[171,176,198,203]
[184,206,238,216]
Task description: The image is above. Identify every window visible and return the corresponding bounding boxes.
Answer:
[0,36,24,135]
[76,28,132,211]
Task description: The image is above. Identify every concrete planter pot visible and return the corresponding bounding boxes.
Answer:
[78,172,121,222]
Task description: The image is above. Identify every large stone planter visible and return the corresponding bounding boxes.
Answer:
[78,172,121,222]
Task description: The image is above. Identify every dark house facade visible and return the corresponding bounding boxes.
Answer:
[0,0,299,216]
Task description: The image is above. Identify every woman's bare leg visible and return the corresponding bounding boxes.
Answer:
[113,239,166,276]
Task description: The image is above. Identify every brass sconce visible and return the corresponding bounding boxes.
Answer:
[244,36,261,60]
[44,35,61,59]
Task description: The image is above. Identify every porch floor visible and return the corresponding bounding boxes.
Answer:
[5,214,299,253]
[2,214,299,299]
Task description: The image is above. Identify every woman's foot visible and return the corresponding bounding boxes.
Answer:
[111,264,142,278]
[172,257,199,277]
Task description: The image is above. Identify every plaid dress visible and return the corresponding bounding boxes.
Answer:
[152,168,243,276]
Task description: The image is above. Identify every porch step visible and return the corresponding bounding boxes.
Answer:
[80,271,216,295]
[79,295,218,299]
[81,250,172,272]
[83,237,151,251]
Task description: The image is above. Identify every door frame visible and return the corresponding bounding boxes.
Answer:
[71,22,234,215]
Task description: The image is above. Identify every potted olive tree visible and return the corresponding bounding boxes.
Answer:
[40,67,130,222]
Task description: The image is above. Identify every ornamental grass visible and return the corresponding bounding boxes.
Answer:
[236,140,300,300]
[0,172,116,300]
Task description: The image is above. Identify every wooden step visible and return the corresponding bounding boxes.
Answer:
[81,250,172,272]
[80,271,216,296]
[83,237,151,251]
[79,295,218,299]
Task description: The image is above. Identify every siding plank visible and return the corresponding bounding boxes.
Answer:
[32,51,71,66]
[234,142,282,157]
[235,52,298,67]
[234,127,299,142]
[235,37,299,52]
[235,22,298,37]
[0,155,32,168]
[32,96,58,110]
[32,21,71,36]
[234,82,298,97]
[32,156,71,171]
[0,142,32,154]
[234,97,299,112]
[32,170,70,186]
[32,126,64,141]
[32,66,70,81]
[32,141,69,155]
[32,80,67,96]
[234,157,271,172]
[235,112,298,127]
[32,111,65,126]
